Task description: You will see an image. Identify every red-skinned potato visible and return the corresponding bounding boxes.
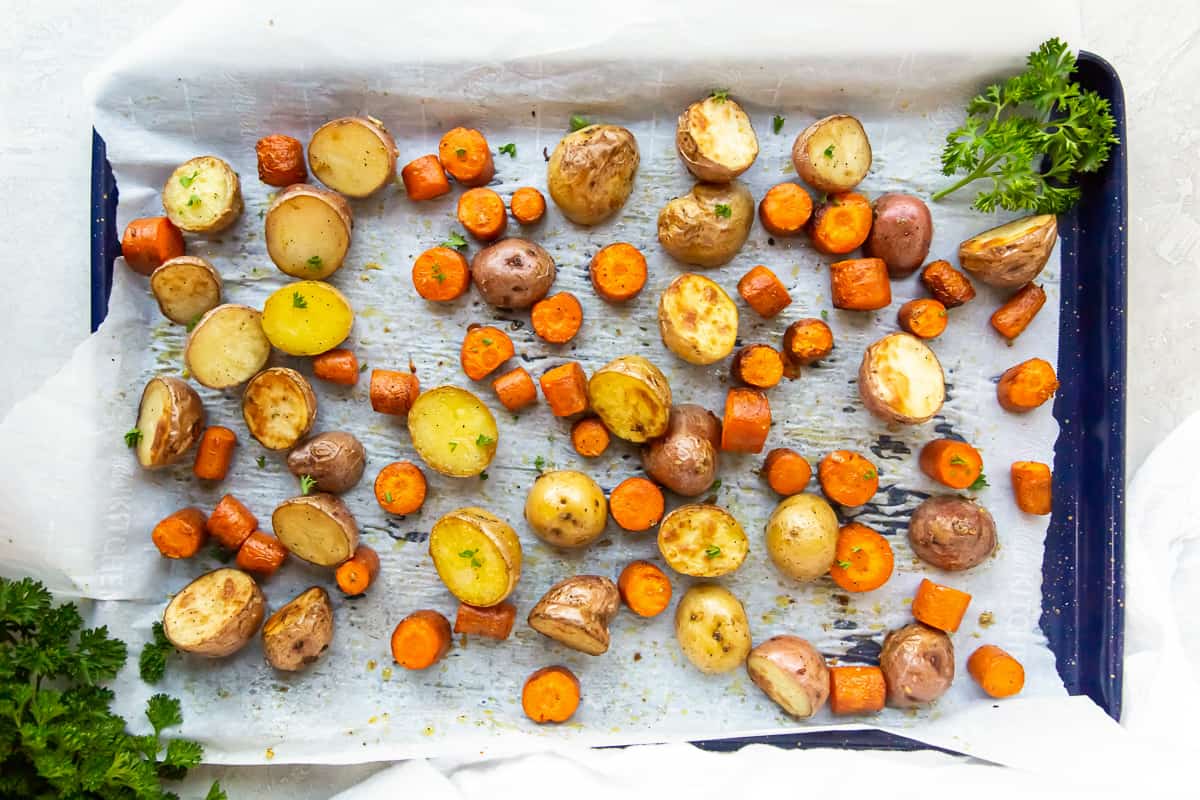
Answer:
[746,636,830,719]
[641,404,721,496]
[863,193,933,278]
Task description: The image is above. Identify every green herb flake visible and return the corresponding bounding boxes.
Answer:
[851,546,863,553]
[443,231,468,250]
[476,434,495,447]
[711,88,730,103]
[432,262,447,283]
[449,442,458,451]
[498,143,517,158]
[124,427,143,448]
[821,309,829,321]
[480,471,489,481]
[863,469,877,480]
[772,114,785,134]
[704,544,721,559]
[481,337,493,346]
[823,144,835,160]
[534,455,546,472]
[949,454,969,466]
[179,170,198,188]
[186,193,201,207]
[292,292,308,309]
[384,491,394,503]
[185,314,201,332]
[306,255,323,270]
[569,114,591,131]
[714,203,732,218]
[969,473,990,491]
[256,455,266,469]
[711,479,723,492]
[299,474,318,495]
[455,147,467,158]
[836,560,852,570]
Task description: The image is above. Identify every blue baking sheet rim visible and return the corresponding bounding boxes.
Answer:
[88,52,1126,753]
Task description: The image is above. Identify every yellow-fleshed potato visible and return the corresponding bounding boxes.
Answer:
[429,507,522,607]
[676,94,759,182]
[958,214,1058,288]
[162,156,243,233]
[242,367,317,451]
[265,184,354,279]
[657,181,754,267]
[149,256,222,325]
[674,584,752,674]
[262,586,335,672]
[586,355,672,443]
[184,304,271,389]
[547,124,640,225]
[858,332,946,424]
[272,493,359,567]
[133,376,204,469]
[261,280,354,357]
[162,568,264,657]
[658,504,748,577]
[792,115,872,194]
[408,386,498,477]
[746,635,830,719]
[658,273,738,365]
[308,116,398,198]
[524,470,608,549]
[527,575,619,655]
[764,493,839,581]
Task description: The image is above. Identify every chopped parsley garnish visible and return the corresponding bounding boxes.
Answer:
[969,473,990,491]
[443,232,468,250]
[186,194,201,207]
[710,88,730,103]
[823,144,835,159]
[455,147,467,159]
[476,434,495,447]
[432,262,446,283]
[569,114,591,131]
[256,456,266,469]
[179,170,198,188]
[299,474,318,495]
[292,292,308,308]
[124,428,142,448]
[714,204,732,218]
[534,455,546,471]
[949,454,969,466]
[704,544,721,559]
[306,255,323,270]
[498,143,517,157]
[772,115,785,134]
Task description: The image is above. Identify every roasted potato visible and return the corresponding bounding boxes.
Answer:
[547,124,640,225]
[287,431,366,493]
[880,623,955,707]
[242,367,317,451]
[470,238,556,309]
[674,584,752,674]
[262,586,334,671]
[307,116,398,198]
[792,115,872,193]
[658,273,738,365]
[272,493,359,567]
[863,193,933,278]
[162,568,264,657]
[641,404,721,497]
[676,94,759,182]
[133,376,204,469]
[858,333,945,424]
[162,156,243,234]
[407,386,498,477]
[657,181,754,267]
[261,280,354,357]
[746,636,830,719]
[657,504,748,577]
[265,184,353,280]
[429,507,522,607]
[587,355,672,443]
[908,495,997,571]
[524,470,608,549]
[764,493,839,582]
[959,214,1058,288]
[528,575,620,655]
[149,256,222,325]
[184,304,271,389]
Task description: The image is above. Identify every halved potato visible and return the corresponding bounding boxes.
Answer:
[408,386,498,477]
[308,117,398,198]
[149,256,222,325]
[586,355,672,443]
[265,184,353,279]
[858,332,945,424]
[658,273,738,365]
[184,304,271,389]
[272,493,359,567]
[262,586,335,672]
[657,504,748,577]
[792,115,872,193]
[162,156,243,233]
[162,568,264,657]
[527,575,619,655]
[657,181,754,267]
[429,507,522,607]
[746,636,830,719]
[959,214,1058,288]
[134,375,205,469]
[261,280,354,357]
[242,367,317,450]
[676,95,759,182]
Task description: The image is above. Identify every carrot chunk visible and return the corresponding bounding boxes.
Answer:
[720,388,771,453]
[609,477,665,532]
[921,260,976,307]
[830,258,891,311]
[510,187,546,224]
[457,187,507,241]
[400,154,451,201]
[762,448,812,496]
[522,666,581,723]
[370,369,420,415]
[1011,460,1052,515]
[758,183,813,236]
[808,192,872,255]
[737,265,792,318]
[829,523,894,592]
[255,134,307,186]
[492,366,538,412]
[919,439,984,490]
[121,217,185,276]
[207,494,257,551]
[193,426,237,481]
[818,450,879,507]
[590,243,648,303]
[454,601,518,640]
[461,325,515,381]
[438,127,495,187]
[731,344,784,389]
[829,666,887,715]
[312,348,360,386]
[235,531,288,577]
[618,560,673,617]
[897,298,948,339]
[968,644,1026,698]
[412,246,471,302]
[539,362,589,417]
[531,292,584,344]
[336,545,381,596]
[374,461,427,515]
[782,318,834,366]
[571,418,610,458]
[997,358,1059,413]
[391,609,452,670]
[991,283,1047,340]
[912,578,972,633]
[151,508,208,559]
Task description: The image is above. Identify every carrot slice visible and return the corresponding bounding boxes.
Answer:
[808,192,872,255]
[829,666,887,715]
[609,477,665,532]
[235,531,288,577]
[400,154,451,201]
[590,243,648,303]
[454,601,518,640]
[492,366,538,412]
[522,666,581,723]
[207,494,257,551]
[412,246,471,302]
[921,260,976,308]
[762,448,812,495]
[720,388,771,453]
[438,127,495,187]
[151,508,208,559]
[997,358,1059,413]
[370,369,420,416]
[782,318,834,366]
[457,187,507,241]
[897,298,948,339]
[193,426,237,481]
[1011,460,1052,515]
[336,545,381,595]
[919,439,984,490]
[731,344,784,389]
[912,578,972,633]
[539,362,588,417]
[255,134,306,186]
[312,348,360,386]
[617,560,673,617]
[461,325,515,381]
[830,258,891,311]
[374,461,427,515]
[571,418,610,458]
[829,523,894,592]
[991,283,1046,340]
[121,216,185,276]
[968,644,1025,698]
[510,187,546,224]
[531,292,584,344]
[391,609,452,670]
[818,450,879,507]
[758,183,813,236]
[737,265,792,318]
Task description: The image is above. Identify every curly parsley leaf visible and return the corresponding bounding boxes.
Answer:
[772,114,785,134]
[124,428,143,448]
[498,143,517,158]
[139,622,173,684]
[300,474,318,495]
[569,114,591,132]
[443,231,468,250]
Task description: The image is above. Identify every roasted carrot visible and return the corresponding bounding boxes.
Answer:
[830,523,894,592]
[235,531,288,577]
[193,426,237,481]
[968,644,1025,698]
[454,601,518,640]
[374,461,427,515]
[312,348,360,386]
[438,127,495,187]
[829,666,887,715]
[609,477,665,532]
[457,187,507,242]
[539,362,589,417]
[919,439,984,490]
[370,369,420,416]
[737,265,792,318]
[731,344,784,389]
[618,560,673,617]
[255,134,306,186]
[830,258,891,311]
[782,318,834,366]
[412,246,471,302]
[400,154,451,201]
[763,448,812,495]
[991,283,1047,340]
[1011,461,1052,515]
[897,298,948,339]
[461,325,514,381]
[492,366,538,412]
[571,418,610,458]
[912,578,972,633]
[758,183,813,236]
[510,187,547,224]
[720,388,771,454]
[207,494,258,551]
[589,242,648,303]
[921,260,976,307]
[391,609,452,670]
[522,665,581,723]
[818,450,879,507]
[807,192,872,255]
[121,216,185,276]
[531,292,584,344]
[997,358,1059,413]
[151,507,208,559]
[335,545,381,595]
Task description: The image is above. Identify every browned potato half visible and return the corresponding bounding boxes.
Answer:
[792,115,872,193]
[587,355,672,443]
[676,95,759,182]
[858,332,945,424]
[162,156,243,233]
[272,493,359,567]
[429,507,522,607]
[149,256,222,325]
[408,386,498,477]
[746,635,830,719]
[658,504,748,577]
[133,375,204,469]
[242,367,317,451]
[265,184,353,279]
[307,116,398,198]
[674,584,752,674]
[184,304,271,389]
[764,493,839,582]
[470,238,556,309]
[863,193,933,278]
[959,214,1058,288]
[547,124,640,225]
[162,567,264,657]
[658,273,738,365]
[287,431,366,493]
[262,586,335,672]
[641,404,721,496]
[880,623,955,707]
[524,470,608,549]
[657,181,754,267]
[908,495,997,571]
[527,575,619,655]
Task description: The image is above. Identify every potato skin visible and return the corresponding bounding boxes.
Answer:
[863,194,933,278]
[430,507,522,607]
[657,273,739,365]
[527,575,620,655]
[674,584,752,674]
[524,470,608,549]
[657,181,754,267]
[657,504,748,577]
[746,636,830,719]
[149,256,223,324]
[880,623,955,707]
[256,134,307,186]
[641,404,721,497]
[959,214,1057,288]
[587,355,673,443]
[547,124,640,225]
[675,96,759,182]
[764,493,839,581]
[272,493,359,567]
[162,156,243,234]
[262,586,334,671]
[162,568,264,657]
[908,495,997,571]
[858,333,946,425]
[470,238,556,309]
[792,115,872,194]
[287,431,366,494]
[135,376,205,469]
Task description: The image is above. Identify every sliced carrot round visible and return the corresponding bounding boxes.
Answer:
[829,522,894,592]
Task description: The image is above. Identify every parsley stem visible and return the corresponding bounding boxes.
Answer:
[930,154,1003,202]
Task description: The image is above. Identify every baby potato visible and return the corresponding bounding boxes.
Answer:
[287,431,366,493]
[407,386,498,478]
[792,115,872,193]
[657,181,754,267]
[747,636,830,719]
[908,495,997,571]
[858,332,946,424]
[863,193,933,278]
[527,574,620,655]
[764,493,839,581]
[675,584,752,674]
[676,94,759,182]
[547,124,640,225]
[133,375,205,469]
[265,184,353,280]
[658,273,738,365]
[429,507,522,607]
[587,355,672,443]
[657,504,748,577]
[162,568,264,658]
[308,116,398,198]
[959,214,1058,288]
[641,404,721,497]
[242,368,317,451]
[261,280,354,357]
[162,156,243,234]
[149,256,222,325]
[262,586,334,672]
[880,623,955,707]
[470,238,556,309]
[524,470,608,549]
[272,493,359,567]
[184,304,271,389]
